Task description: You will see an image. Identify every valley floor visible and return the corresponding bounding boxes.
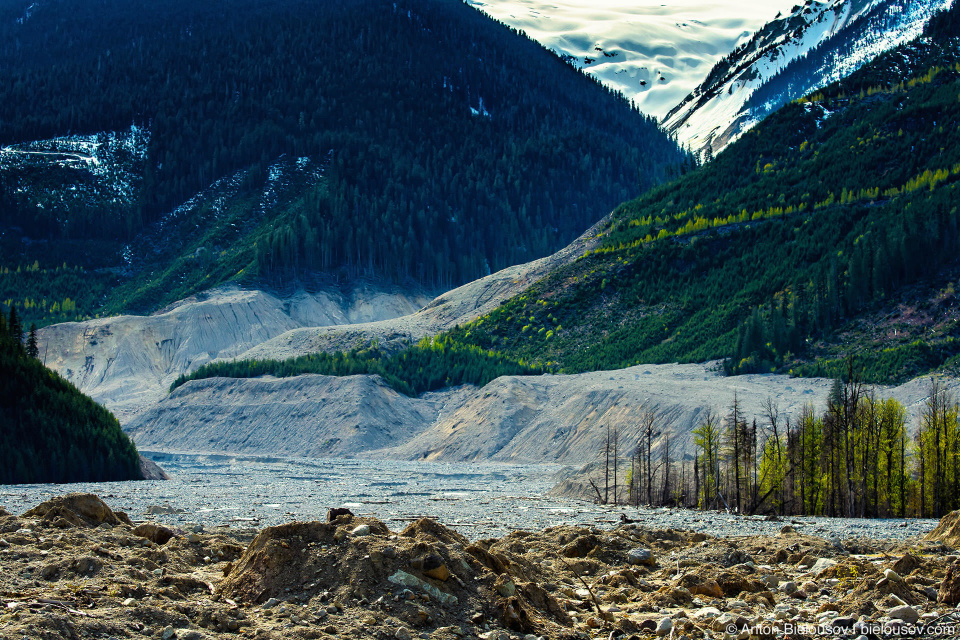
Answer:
[0,492,954,640]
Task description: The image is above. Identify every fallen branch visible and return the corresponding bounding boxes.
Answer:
[556,555,607,628]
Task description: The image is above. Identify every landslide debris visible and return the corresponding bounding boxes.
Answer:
[2,496,960,640]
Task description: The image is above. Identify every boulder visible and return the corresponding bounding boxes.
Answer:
[627,547,655,566]
[656,617,673,636]
[133,523,177,545]
[23,494,132,528]
[892,554,920,577]
[811,558,837,576]
[888,605,919,624]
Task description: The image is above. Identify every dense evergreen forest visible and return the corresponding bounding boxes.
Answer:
[0,307,142,484]
[0,0,685,325]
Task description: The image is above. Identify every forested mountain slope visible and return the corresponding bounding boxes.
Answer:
[0,309,142,484]
[0,0,684,326]
[437,5,960,386]
[175,4,960,393]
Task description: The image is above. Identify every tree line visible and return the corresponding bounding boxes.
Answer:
[593,371,960,519]
[170,336,549,398]
[0,305,143,484]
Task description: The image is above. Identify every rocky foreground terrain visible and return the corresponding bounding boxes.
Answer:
[4,494,960,640]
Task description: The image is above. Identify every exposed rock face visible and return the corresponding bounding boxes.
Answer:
[126,360,960,465]
[138,455,170,480]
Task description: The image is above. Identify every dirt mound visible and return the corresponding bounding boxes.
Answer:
[400,518,469,546]
[925,509,960,547]
[2,493,951,640]
[217,515,576,635]
[22,493,133,528]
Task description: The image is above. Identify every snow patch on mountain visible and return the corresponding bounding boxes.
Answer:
[664,0,953,157]
[465,0,799,119]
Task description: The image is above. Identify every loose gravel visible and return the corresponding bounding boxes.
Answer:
[0,454,939,542]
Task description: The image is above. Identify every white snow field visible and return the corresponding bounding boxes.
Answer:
[466,0,799,118]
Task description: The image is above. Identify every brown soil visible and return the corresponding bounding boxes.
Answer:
[2,494,959,640]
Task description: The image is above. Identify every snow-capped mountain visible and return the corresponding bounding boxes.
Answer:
[664,0,954,157]
[465,0,799,119]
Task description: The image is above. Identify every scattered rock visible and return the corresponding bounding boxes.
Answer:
[0,493,954,640]
[889,605,920,623]
[132,522,176,545]
[656,617,673,636]
[627,547,655,565]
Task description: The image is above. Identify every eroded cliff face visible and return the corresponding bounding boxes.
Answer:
[38,283,430,423]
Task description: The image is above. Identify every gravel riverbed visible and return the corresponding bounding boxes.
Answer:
[0,453,939,542]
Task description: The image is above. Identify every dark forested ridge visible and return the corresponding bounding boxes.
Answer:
[0,0,685,324]
[0,307,142,484]
[181,4,960,393]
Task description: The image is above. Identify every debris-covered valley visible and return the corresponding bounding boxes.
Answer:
[3,492,960,640]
